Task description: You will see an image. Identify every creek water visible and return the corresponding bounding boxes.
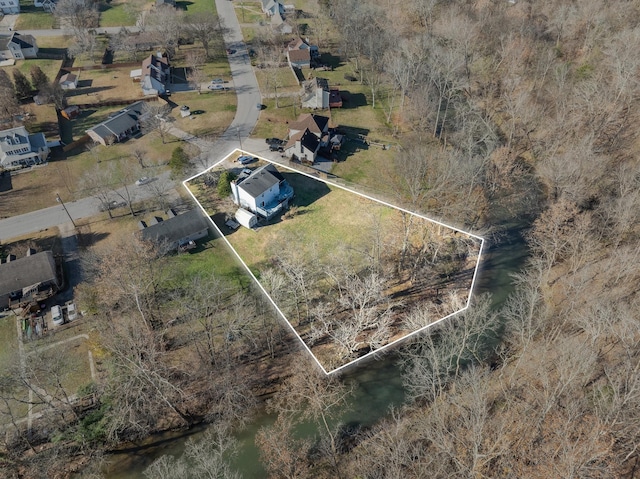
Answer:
[103,225,529,478]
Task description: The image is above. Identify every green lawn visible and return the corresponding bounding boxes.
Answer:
[99,2,138,27]
[180,0,218,15]
[235,2,265,24]
[169,90,236,138]
[14,10,56,30]
[13,59,62,86]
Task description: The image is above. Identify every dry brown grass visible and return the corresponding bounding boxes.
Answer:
[65,68,145,105]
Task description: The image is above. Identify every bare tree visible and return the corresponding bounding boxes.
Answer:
[185,12,224,59]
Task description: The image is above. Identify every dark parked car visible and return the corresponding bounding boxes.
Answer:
[265,138,284,146]
[269,144,284,152]
[238,155,258,165]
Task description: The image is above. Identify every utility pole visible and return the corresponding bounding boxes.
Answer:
[55,193,77,228]
[236,125,243,151]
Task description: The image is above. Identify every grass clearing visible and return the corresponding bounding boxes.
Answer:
[65,68,145,105]
[13,59,62,86]
[189,160,482,371]
[181,0,218,15]
[99,0,138,27]
[169,90,236,138]
[14,10,56,30]
[235,2,265,24]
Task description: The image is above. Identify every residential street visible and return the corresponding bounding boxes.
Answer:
[0,0,262,242]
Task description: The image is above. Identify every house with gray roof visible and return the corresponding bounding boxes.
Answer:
[0,126,49,168]
[0,32,38,60]
[141,53,170,96]
[231,163,294,221]
[86,101,147,146]
[138,209,210,255]
[0,251,60,309]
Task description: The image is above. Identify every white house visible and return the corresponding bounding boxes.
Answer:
[301,77,329,109]
[283,128,321,165]
[261,0,283,17]
[0,126,50,168]
[0,32,38,61]
[0,0,20,14]
[231,164,294,221]
[58,72,78,89]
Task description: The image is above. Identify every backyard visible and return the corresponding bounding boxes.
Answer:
[188,161,482,371]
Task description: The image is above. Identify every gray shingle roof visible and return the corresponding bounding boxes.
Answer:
[87,101,146,140]
[238,164,284,198]
[0,251,58,296]
[140,209,208,246]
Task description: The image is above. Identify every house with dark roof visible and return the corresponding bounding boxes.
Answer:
[141,53,170,96]
[0,251,60,309]
[231,163,294,221]
[288,113,330,139]
[86,101,147,146]
[283,128,321,165]
[0,32,38,60]
[138,209,209,255]
[0,126,49,168]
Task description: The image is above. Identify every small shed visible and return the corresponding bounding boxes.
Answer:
[59,73,78,90]
[61,105,80,120]
[235,208,258,229]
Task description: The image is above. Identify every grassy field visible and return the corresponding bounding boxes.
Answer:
[254,66,301,95]
[14,9,56,30]
[169,90,236,137]
[12,59,63,87]
[65,68,145,106]
[181,0,218,15]
[99,0,139,27]
[235,1,265,24]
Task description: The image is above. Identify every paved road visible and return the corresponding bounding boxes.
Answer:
[0,1,262,242]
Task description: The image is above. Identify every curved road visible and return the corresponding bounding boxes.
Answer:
[0,1,261,242]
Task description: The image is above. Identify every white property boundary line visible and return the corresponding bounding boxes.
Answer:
[184,150,486,375]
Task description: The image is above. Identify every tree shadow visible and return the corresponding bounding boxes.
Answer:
[319,52,343,69]
[176,1,195,11]
[339,91,367,109]
[65,86,116,97]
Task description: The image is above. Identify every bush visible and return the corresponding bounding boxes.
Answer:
[217,171,235,198]
[169,146,190,178]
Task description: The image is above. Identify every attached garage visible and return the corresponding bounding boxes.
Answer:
[235,208,258,229]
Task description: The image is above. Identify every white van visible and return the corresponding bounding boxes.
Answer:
[51,305,64,326]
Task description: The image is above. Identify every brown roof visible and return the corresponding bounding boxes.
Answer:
[287,37,307,50]
[59,73,77,84]
[287,49,310,63]
[285,130,304,149]
[289,113,329,137]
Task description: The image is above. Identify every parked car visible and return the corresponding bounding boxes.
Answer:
[208,84,225,90]
[65,302,78,321]
[180,105,189,111]
[51,305,64,326]
[238,155,258,165]
[178,240,196,252]
[135,177,152,186]
[265,138,284,145]
[269,144,284,152]
[211,78,224,84]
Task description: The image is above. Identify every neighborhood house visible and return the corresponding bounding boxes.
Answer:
[133,53,170,96]
[0,126,49,168]
[283,113,330,164]
[0,250,60,309]
[138,209,209,255]
[86,101,147,146]
[0,32,38,60]
[231,164,294,225]
[0,0,19,14]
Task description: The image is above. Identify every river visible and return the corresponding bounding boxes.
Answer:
[103,225,529,478]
